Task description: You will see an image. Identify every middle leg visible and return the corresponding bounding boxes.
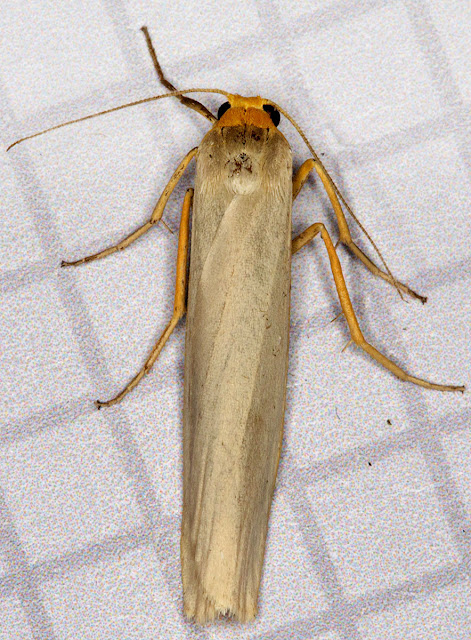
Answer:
[292,222,464,392]
[96,187,193,408]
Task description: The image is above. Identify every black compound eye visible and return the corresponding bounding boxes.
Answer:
[263,104,280,127]
[217,102,231,119]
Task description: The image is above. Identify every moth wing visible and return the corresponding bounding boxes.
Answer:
[182,127,292,623]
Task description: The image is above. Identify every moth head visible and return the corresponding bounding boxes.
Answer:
[216,95,281,129]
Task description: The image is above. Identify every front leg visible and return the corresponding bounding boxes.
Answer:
[62,147,197,267]
[292,159,426,303]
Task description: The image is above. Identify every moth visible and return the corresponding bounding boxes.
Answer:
[8,27,464,624]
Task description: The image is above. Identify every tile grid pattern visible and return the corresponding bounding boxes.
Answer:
[1,0,470,638]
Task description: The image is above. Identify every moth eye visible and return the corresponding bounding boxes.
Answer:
[217,102,231,119]
[262,104,280,127]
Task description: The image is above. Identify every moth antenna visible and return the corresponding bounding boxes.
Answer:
[331,182,404,301]
[7,88,229,151]
[272,100,404,301]
[141,26,216,123]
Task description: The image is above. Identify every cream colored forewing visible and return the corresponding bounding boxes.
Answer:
[181,123,292,623]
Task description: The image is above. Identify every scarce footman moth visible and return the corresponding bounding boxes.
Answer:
[8,27,464,624]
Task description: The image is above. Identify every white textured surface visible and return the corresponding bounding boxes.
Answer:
[1,1,471,638]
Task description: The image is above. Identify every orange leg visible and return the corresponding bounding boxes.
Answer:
[292,159,426,303]
[292,222,464,392]
[96,188,193,408]
[61,147,197,267]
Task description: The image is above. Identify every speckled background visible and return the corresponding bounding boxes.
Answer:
[1,1,471,639]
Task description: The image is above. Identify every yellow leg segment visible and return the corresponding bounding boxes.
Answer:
[61,147,197,267]
[292,159,426,303]
[96,188,193,408]
[292,222,464,392]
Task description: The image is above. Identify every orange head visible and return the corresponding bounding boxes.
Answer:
[214,94,281,129]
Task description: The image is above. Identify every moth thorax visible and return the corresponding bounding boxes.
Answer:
[224,151,261,195]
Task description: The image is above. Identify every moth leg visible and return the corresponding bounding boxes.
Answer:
[293,160,426,303]
[61,147,197,267]
[141,26,216,124]
[292,159,316,201]
[96,188,193,408]
[292,222,464,392]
